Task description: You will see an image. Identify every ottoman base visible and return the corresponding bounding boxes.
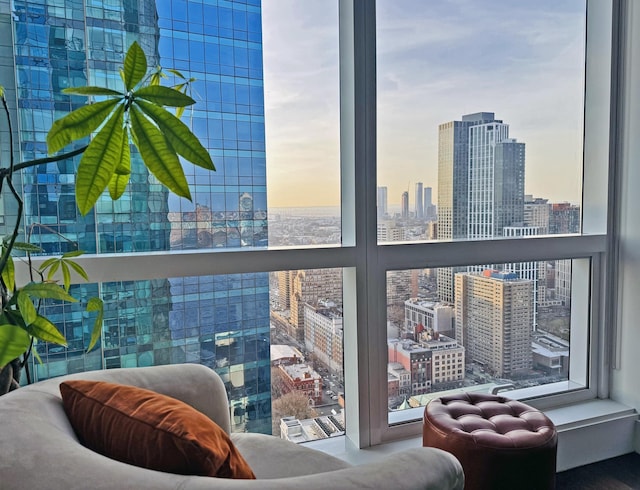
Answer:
[423,393,557,490]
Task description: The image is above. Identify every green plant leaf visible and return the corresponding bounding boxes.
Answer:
[47,98,121,154]
[0,325,30,368]
[135,99,215,171]
[17,291,38,325]
[75,105,125,215]
[22,282,77,302]
[39,257,59,272]
[149,67,166,86]
[3,310,25,328]
[32,349,42,365]
[66,260,89,282]
[62,250,84,258]
[12,242,43,253]
[167,68,186,79]
[26,315,67,346]
[63,86,123,97]
[115,126,131,175]
[86,297,104,353]
[45,260,60,281]
[129,106,191,200]
[1,255,14,292]
[61,261,71,291]
[108,173,129,200]
[122,41,147,91]
[134,85,195,107]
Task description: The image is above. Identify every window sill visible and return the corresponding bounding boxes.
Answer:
[306,398,638,471]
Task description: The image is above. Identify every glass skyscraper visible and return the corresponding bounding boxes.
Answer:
[1,0,271,433]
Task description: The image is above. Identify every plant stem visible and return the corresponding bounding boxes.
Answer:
[0,93,87,293]
[13,145,88,172]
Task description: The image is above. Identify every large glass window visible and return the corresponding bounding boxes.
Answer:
[386,260,590,422]
[6,0,612,450]
[376,0,586,244]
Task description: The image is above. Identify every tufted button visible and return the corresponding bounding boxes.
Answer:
[423,393,557,490]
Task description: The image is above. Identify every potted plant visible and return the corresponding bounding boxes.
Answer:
[0,42,215,394]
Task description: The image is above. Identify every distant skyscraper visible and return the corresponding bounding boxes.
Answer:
[437,113,497,302]
[455,271,533,378]
[424,186,436,220]
[415,182,424,219]
[437,112,525,302]
[401,191,409,219]
[438,112,497,243]
[467,127,525,239]
[377,186,388,218]
[524,196,551,233]
[5,0,271,434]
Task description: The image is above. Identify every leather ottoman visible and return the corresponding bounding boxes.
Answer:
[423,392,557,490]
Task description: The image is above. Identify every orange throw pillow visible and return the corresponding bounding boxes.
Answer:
[60,380,255,479]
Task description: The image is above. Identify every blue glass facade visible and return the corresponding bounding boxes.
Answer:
[6,0,270,433]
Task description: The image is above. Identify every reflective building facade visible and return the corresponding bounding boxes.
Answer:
[1,0,270,433]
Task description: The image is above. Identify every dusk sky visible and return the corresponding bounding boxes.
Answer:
[262,1,586,209]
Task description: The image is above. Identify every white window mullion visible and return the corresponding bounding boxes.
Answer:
[339,0,380,449]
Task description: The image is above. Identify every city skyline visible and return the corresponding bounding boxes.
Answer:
[262,0,585,208]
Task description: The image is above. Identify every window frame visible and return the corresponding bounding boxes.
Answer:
[15,0,615,450]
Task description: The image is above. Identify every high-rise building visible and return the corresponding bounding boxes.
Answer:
[377,186,388,219]
[503,226,547,327]
[549,202,581,234]
[276,270,294,310]
[547,202,579,308]
[437,112,497,302]
[424,186,436,221]
[303,302,343,375]
[415,182,424,219]
[468,132,525,239]
[555,259,572,307]
[289,269,342,341]
[455,270,533,377]
[438,112,498,242]
[4,0,271,433]
[437,112,525,302]
[401,191,409,219]
[387,269,415,305]
[524,195,551,233]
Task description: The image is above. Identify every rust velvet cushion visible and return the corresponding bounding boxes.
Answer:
[59,380,255,479]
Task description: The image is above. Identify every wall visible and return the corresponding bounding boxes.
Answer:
[612,0,640,443]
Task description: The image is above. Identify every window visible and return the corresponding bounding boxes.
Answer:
[11,0,613,451]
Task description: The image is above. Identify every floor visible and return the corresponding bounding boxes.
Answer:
[556,453,640,489]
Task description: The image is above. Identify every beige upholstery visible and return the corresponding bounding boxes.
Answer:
[0,364,464,489]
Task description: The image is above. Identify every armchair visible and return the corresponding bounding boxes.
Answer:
[0,363,463,489]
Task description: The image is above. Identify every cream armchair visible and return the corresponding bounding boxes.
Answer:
[0,363,463,489]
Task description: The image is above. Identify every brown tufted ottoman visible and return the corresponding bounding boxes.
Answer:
[423,393,557,490]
